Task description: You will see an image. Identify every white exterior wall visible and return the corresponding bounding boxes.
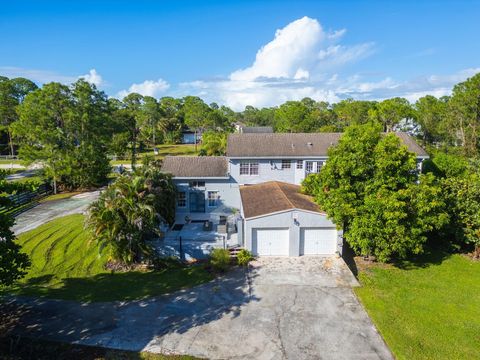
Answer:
[229,158,327,185]
[243,210,342,256]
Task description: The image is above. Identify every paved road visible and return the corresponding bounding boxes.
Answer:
[3,257,393,360]
[12,191,100,235]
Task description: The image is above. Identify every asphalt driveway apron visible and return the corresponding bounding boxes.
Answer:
[4,256,393,360]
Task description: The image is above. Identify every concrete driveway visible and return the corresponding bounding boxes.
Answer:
[12,191,100,235]
[4,257,392,359]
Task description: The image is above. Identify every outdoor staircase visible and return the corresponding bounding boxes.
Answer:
[228,246,243,259]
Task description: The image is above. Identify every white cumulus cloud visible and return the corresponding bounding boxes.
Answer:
[179,16,376,109]
[78,69,103,86]
[117,78,170,98]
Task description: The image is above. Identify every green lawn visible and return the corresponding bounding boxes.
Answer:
[4,214,213,302]
[111,144,198,165]
[355,251,480,360]
[38,191,80,203]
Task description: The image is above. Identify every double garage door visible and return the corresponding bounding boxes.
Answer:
[252,227,337,256]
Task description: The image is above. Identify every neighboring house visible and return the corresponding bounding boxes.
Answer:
[236,125,274,134]
[181,130,197,144]
[161,132,429,257]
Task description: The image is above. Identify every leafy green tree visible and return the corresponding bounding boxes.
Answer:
[448,73,480,157]
[0,77,37,156]
[13,82,74,193]
[442,171,480,256]
[120,93,144,170]
[415,95,449,146]
[0,170,31,286]
[183,96,210,151]
[200,131,227,156]
[274,100,311,132]
[332,99,377,129]
[370,97,413,132]
[303,124,447,261]
[14,80,112,192]
[86,164,176,264]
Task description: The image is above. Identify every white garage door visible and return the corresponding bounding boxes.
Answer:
[300,228,337,255]
[253,228,289,256]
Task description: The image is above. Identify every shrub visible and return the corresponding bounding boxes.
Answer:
[210,248,231,272]
[237,249,253,266]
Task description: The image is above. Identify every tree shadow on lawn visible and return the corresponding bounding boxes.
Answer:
[2,265,260,354]
[393,247,452,270]
[13,267,215,302]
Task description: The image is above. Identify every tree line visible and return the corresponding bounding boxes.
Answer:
[2,73,479,175]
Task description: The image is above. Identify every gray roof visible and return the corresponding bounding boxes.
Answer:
[239,126,274,134]
[161,156,228,178]
[227,132,428,157]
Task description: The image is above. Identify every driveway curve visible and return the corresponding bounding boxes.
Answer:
[3,256,392,360]
[12,191,100,235]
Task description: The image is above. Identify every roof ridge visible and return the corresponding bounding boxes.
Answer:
[274,181,296,210]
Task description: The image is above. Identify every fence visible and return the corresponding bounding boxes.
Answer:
[0,182,52,217]
[0,155,20,160]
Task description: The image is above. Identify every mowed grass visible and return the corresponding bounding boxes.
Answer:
[4,214,213,302]
[111,144,198,165]
[355,251,480,360]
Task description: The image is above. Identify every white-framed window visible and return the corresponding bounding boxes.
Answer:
[189,181,205,188]
[208,191,219,207]
[296,160,303,169]
[239,161,259,176]
[281,160,291,169]
[315,161,325,173]
[177,192,186,207]
[306,161,314,173]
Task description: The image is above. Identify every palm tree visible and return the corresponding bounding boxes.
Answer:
[86,170,175,264]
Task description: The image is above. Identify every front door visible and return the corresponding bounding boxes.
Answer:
[189,191,205,213]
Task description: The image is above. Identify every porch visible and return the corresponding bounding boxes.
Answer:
[154,220,241,261]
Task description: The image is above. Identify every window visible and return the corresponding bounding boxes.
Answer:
[281,160,291,169]
[239,161,259,176]
[315,161,325,173]
[296,160,303,169]
[189,181,205,188]
[306,161,314,173]
[208,191,219,207]
[177,192,186,207]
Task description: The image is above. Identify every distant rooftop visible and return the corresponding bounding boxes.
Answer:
[238,126,274,134]
[161,156,228,178]
[227,132,428,158]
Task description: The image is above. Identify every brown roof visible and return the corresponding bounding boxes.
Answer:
[227,132,428,157]
[161,156,228,178]
[240,181,323,219]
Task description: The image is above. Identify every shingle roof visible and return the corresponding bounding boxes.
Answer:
[227,132,428,157]
[239,126,274,134]
[240,181,323,219]
[161,156,228,178]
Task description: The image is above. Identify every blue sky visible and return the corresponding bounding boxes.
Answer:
[1,0,479,109]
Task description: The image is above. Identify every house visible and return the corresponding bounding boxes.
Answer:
[161,132,428,258]
[236,125,274,134]
[181,130,197,144]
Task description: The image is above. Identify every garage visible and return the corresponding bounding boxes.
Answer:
[300,228,337,255]
[239,182,342,257]
[253,228,289,256]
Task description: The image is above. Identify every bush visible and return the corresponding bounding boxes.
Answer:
[210,248,231,272]
[237,249,253,266]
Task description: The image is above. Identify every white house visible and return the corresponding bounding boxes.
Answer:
[161,132,429,257]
